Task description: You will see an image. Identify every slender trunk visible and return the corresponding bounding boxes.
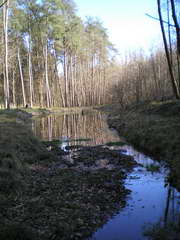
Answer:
[64,49,69,107]
[70,55,75,107]
[3,0,10,108]
[170,0,180,56]
[12,69,16,106]
[40,76,44,108]
[18,48,27,106]
[28,52,33,107]
[44,40,51,108]
[170,0,180,87]
[167,0,172,64]
[28,35,33,108]
[53,46,65,107]
[157,0,180,99]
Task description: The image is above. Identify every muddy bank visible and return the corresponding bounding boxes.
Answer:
[0,109,136,240]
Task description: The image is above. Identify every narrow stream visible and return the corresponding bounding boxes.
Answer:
[32,110,180,240]
[91,146,180,240]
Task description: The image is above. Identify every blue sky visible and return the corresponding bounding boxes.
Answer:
[75,0,162,55]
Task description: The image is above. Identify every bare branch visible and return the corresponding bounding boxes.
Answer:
[0,0,8,8]
[145,13,175,28]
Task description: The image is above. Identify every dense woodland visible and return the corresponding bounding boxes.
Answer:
[0,0,180,108]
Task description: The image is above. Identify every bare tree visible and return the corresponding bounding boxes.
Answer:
[18,48,27,107]
[157,0,180,99]
[3,0,10,108]
[170,0,180,56]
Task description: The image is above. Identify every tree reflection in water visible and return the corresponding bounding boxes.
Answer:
[144,183,180,239]
[32,111,120,145]
[164,185,180,227]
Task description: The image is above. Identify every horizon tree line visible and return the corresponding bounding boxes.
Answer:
[0,0,179,109]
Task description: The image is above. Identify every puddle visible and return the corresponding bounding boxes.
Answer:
[32,111,180,240]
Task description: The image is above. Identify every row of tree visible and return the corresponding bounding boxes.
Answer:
[0,0,116,108]
[0,0,179,109]
[111,49,174,106]
[112,0,180,107]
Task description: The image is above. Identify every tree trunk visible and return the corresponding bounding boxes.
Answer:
[12,69,16,106]
[170,0,180,56]
[18,48,27,106]
[3,0,10,108]
[28,35,33,108]
[170,0,180,87]
[44,40,51,108]
[53,46,65,107]
[157,0,180,99]
[63,49,69,107]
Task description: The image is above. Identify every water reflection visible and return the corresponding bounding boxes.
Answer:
[121,145,161,167]
[91,146,180,240]
[164,186,180,226]
[32,111,180,240]
[32,111,120,145]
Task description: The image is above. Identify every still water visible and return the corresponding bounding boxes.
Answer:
[32,111,180,240]
[32,111,120,145]
[92,147,180,240]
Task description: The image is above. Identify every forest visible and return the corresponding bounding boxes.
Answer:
[1,0,180,240]
[0,0,179,109]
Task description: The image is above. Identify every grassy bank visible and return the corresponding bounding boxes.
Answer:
[100,101,180,239]
[104,101,180,188]
[0,109,52,194]
[104,101,180,189]
[0,109,136,240]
